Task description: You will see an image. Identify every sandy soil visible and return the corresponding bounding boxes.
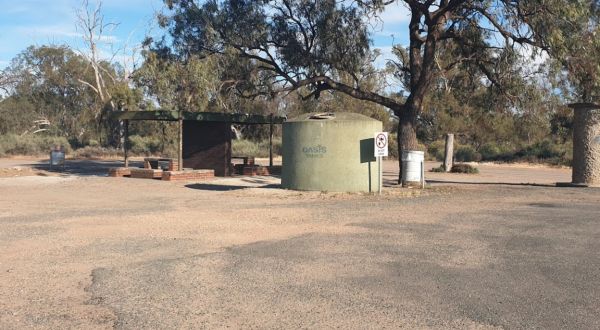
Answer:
[0,158,598,329]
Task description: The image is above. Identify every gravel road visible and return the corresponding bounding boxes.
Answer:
[0,160,598,329]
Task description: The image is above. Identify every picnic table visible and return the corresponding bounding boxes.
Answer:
[143,157,178,171]
[231,156,255,166]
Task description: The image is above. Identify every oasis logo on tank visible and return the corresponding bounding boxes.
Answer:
[302,144,327,158]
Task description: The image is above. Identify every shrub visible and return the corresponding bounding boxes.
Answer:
[513,140,572,166]
[72,146,120,159]
[387,133,399,159]
[521,140,562,159]
[0,134,72,156]
[427,140,446,161]
[128,135,162,155]
[479,142,502,161]
[232,138,282,158]
[451,163,479,174]
[430,165,445,173]
[455,145,482,162]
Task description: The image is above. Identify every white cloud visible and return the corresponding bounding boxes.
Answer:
[369,2,410,36]
[16,24,79,39]
[372,46,395,69]
[379,3,411,24]
[515,44,549,78]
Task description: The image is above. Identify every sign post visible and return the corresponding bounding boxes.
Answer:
[374,132,389,194]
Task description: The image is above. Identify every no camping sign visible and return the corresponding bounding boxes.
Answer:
[374,132,388,157]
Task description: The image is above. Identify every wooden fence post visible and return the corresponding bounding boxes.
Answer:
[444,133,454,172]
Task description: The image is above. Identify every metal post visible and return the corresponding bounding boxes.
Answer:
[421,160,425,189]
[378,156,382,194]
[269,114,274,167]
[178,112,183,171]
[124,119,129,168]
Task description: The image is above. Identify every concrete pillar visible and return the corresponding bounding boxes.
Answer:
[569,103,600,187]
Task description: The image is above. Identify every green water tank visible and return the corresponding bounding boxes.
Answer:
[282,112,383,192]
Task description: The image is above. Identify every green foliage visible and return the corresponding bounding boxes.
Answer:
[430,163,479,174]
[430,165,445,173]
[87,139,100,147]
[71,146,121,159]
[479,143,502,161]
[0,45,136,146]
[0,134,71,156]
[516,140,572,165]
[231,138,282,158]
[546,3,600,103]
[450,164,479,174]
[128,135,163,156]
[426,140,446,161]
[155,0,592,163]
[132,51,224,112]
[387,133,398,159]
[455,145,481,162]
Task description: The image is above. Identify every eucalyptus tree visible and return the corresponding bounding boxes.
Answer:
[0,46,99,138]
[548,2,600,103]
[158,0,592,178]
[0,44,136,145]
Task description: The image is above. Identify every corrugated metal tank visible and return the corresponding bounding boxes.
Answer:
[282,112,382,192]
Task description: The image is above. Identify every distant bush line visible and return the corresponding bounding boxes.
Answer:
[1,133,571,166]
[0,134,283,159]
[425,139,572,166]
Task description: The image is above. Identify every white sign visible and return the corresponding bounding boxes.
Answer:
[374,132,388,157]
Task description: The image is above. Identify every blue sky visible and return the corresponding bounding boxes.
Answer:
[0,0,164,69]
[0,0,410,70]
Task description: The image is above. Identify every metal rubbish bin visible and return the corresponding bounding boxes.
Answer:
[50,147,65,171]
[401,150,425,188]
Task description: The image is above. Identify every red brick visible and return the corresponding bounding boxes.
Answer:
[130,168,163,179]
[108,167,131,177]
[161,169,215,181]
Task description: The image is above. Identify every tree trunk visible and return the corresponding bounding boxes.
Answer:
[396,101,420,184]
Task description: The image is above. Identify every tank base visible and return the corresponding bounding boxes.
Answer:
[402,180,425,188]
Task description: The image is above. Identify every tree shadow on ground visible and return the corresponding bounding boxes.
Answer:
[425,179,556,188]
[31,159,143,177]
[185,183,281,191]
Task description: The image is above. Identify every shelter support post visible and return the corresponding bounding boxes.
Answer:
[269,114,274,167]
[124,119,129,168]
[178,113,183,171]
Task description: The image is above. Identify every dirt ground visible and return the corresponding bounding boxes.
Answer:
[0,158,598,329]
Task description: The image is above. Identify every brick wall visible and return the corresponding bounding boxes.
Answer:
[161,169,215,181]
[234,165,281,176]
[108,167,131,177]
[130,168,163,179]
[183,121,232,176]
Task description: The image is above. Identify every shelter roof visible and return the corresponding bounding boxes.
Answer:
[568,103,600,110]
[112,110,286,124]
